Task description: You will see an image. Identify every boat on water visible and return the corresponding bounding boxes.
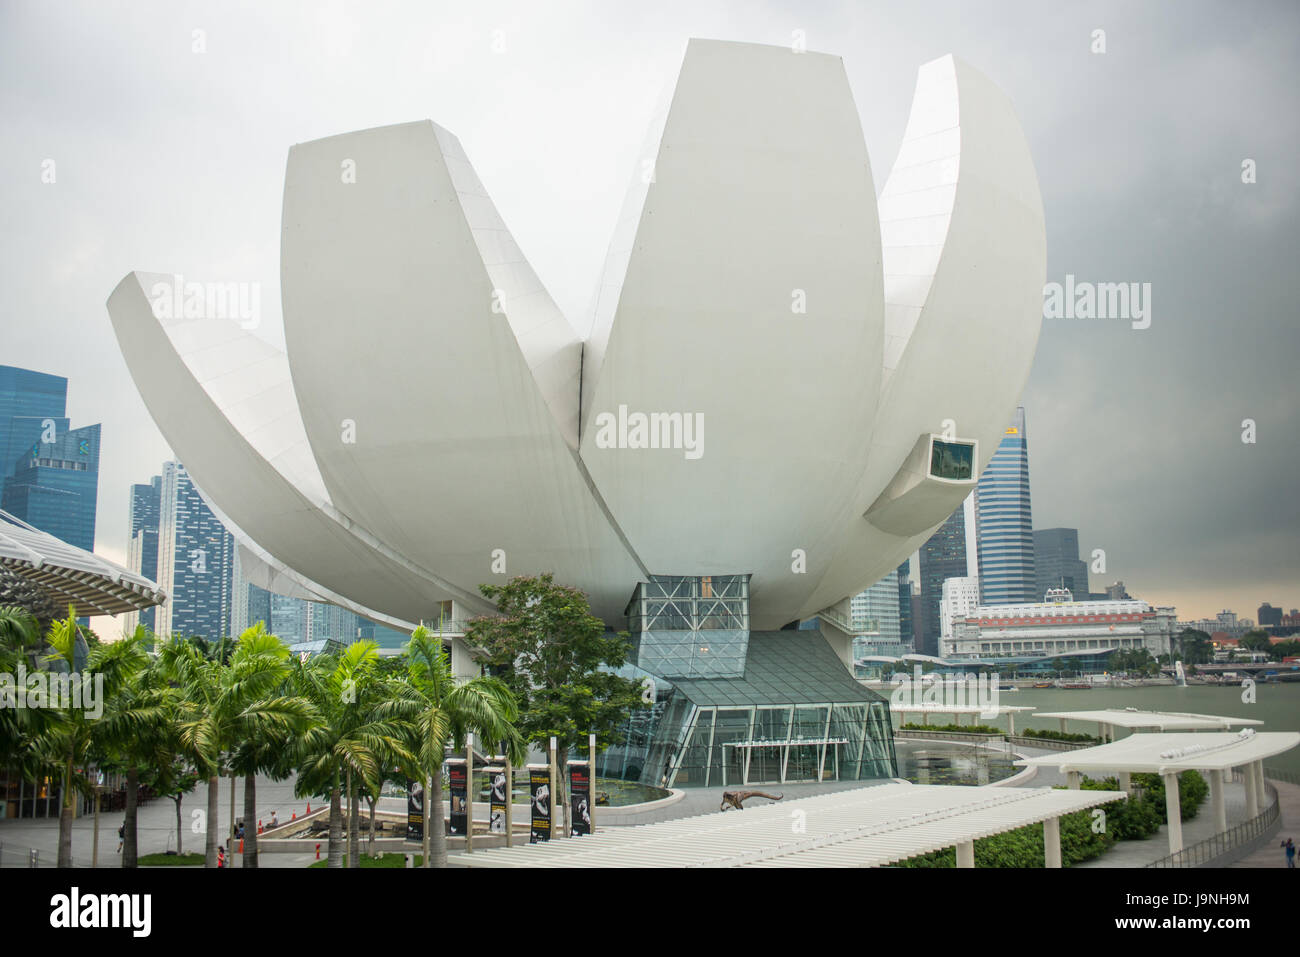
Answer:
[1057,680,1092,689]
[1032,681,1053,689]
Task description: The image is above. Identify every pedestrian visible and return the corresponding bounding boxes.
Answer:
[217,845,226,868]
[270,810,279,828]
[1285,838,1295,868]
[117,822,124,854]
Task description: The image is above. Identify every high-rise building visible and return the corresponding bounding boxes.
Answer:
[1033,528,1089,603]
[155,461,237,640]
[917,501,971,656]
[939,576,981,641]
[849,569,903,658]
[0,366,101,554]
[896,559,914,648]
[975,407,1035,605]
[124,476,163,633]
[1258,603,1283,628]
[1107,581,1132,601]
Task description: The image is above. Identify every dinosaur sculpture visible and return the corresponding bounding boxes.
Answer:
[719,790,784,811]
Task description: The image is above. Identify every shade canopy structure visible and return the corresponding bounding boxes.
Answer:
[1033,709,1265,741]
[1017,731,1297,776]
[1016,730,1298,855]
[444,782,1121,869]
[0,509,165,617]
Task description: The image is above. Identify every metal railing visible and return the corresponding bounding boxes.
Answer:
[1147,778,1280,868]
[0,841,96,868]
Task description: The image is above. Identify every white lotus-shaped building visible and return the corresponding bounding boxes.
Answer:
[107,39,1045,673]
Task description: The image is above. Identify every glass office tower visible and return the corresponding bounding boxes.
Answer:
[975,407,1036,605]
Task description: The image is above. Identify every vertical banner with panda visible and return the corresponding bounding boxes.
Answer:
[528,764,551,843]
[486,766,508,835]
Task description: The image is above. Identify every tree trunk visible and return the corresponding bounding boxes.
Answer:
[243,773,257,867]
[205,774,219,868]
[122,767,139,868]
[421,774,431,868]
[430,769,447,867]
[367,795,376,858]
[57,749,75,867]
[173,795,183,856]
[347,767,360,868]
[327,774,343,868]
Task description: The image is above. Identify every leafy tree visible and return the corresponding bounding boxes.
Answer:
[468,574,646,830]
[1176,628,1214,665]
[159,626,318,868]
[392,627,525,868]
[290,641,413,868]
[1239,629,1272,654]
[30,613,155,867]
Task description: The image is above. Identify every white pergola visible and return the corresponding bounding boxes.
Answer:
[443,782,1121,869]
[892,704,1036,735]
[1032,709,1264,744]
[1016,730,1299,854]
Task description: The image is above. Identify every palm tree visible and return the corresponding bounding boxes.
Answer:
[159,625,318,868]
[32,612,153,867]
[291,640,414,868]
[225,624,317,868]
[91,629,171,867]
[396,627,525,868]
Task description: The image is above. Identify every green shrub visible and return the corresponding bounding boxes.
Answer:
[899,722,1004,736]
[1019,727,1101,744]
[893,808,1114,868]
[1132,770,1208,822]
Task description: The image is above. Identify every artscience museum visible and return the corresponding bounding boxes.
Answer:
[107,39,1045,787]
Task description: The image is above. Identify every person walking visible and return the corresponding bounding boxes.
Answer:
[117,822,124,854]
[217,845,226,869]
[1285,838,1295,868]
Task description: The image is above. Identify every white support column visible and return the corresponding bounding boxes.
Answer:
[1244,764,1259,818]
[1059,718,1067,734]
[1007,713,1015,736]
[1254,762,1267,808]
[1067,770,1081,790]
[956,841,975,868]
[1210,769,1226,833]
[1118,771,1132,794]
[1163,771,1183,855]
[1043,816,1062,868]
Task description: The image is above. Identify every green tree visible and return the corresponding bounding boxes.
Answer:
[1239,629,1272,654]
[159,625,318,868]
[394,626,525,868]
[291,641,414,868]
[31,612,154,867]
[468,574,646,831]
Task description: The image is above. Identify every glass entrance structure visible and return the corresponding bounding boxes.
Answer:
[601,575,898,788]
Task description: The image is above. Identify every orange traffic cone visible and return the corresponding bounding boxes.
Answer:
[306,802,311,814]
[238,838,244,854]
[315,843,321,860]
[291,811,296,820]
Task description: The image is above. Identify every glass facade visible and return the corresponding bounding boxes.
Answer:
[626,575,750,678]
[976,406,1036,604]
[599,622,898,789]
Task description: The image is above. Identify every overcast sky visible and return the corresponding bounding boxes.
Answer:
[2,0,1296,629]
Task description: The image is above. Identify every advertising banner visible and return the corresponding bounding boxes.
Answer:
[487,766,508,835]
[569,761,592,836]
[448,760,468,837]
[528,764,551,843]
[405,779,423,841]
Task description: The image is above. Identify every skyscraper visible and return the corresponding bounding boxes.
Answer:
[975,406,1035,605]
[917,504,970,656]
[896,559,914,649]
[155,461,237,640]
[124,476,162,633]
[0,366,101,553]
[1033,527,1089,604]
[850,569,902,643]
